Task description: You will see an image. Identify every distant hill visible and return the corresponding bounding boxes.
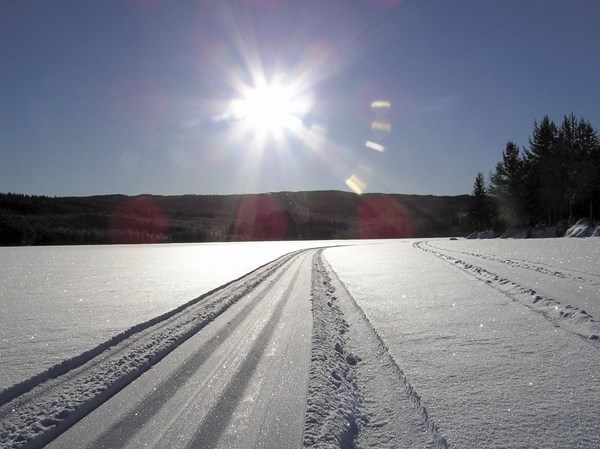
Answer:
[0,191,471,245]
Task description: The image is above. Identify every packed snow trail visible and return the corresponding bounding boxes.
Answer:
[0,249,312,449]
[2,243,456,449]
[41,248,313,449]
[0,241,361,392]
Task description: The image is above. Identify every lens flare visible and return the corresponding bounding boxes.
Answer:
[346,174,367,195]
[201,0,408,195]
[234,194,290,240]
[371,119,391,139]
[365,140,385,152]
[371,100,391,110]
[357,196,416,239]
[109,197,168,244]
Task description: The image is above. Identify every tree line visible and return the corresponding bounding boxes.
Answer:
[0,191,471,246]
[469,113,600,234]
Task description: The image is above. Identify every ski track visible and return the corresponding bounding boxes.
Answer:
[306,249,448,449]
[82,254,306,449]
[179,258,305,449]
[415,241,600,345]
[425,240,600,285]
[0,249,304,449]
[2,244,457,449]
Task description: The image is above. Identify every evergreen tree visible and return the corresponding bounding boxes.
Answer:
[489,141,526,227]
[481,113,600,231]
[554,114,600,222]
[573,118,600,220]
[469,172,491,231]
[557,113,583,221]
[523,115,560,224]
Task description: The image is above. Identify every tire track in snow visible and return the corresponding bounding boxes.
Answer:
[185,256,304,449]
[305,249,448,448]
[415,241,600,345]
[0,249,299,409]
[425,240,600,285]
[84,253,304,449]
[0,249,306,449]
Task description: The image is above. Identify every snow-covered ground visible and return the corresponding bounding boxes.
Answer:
[1,238,599,448]
[43,249,316,449]
[325,238,600,448]
[0,240,357,392]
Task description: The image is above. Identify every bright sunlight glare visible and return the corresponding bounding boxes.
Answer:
[230,82,311,134]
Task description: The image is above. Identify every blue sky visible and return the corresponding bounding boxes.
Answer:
[1,0,599,197]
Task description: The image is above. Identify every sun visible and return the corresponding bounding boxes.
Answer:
[230,80,311,135]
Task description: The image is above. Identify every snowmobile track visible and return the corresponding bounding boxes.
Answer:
[415,241,600,346]
[424,240,600,285]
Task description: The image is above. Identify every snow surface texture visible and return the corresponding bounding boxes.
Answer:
[0,240,356,391]
[418,240,600,342]
[325,239,600,448]
[424,238,600,324]
[0,250,304,448]
[2,243,441,449]
[306,249,447,448]
[45,247,314,449]
[304,249,363,448]
[3,239,599,448]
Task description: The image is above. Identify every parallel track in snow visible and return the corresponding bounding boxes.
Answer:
[415,241,600,345]
[0,249,310,449]
[4,244,461,449]
[423,240,600,285]
[306,250,448,449]
[79,253,309,449]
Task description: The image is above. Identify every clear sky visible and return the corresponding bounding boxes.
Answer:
[1,0,599,197]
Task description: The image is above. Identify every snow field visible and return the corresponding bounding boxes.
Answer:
[0,240,354,392]
[45,249,315,449]
[417,240,600,342]
[425,238,600,320]
[324,240,600,448]
[2,238,599,448]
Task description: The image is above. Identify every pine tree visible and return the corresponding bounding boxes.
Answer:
[483,113,600,229]
[556,114,578,221]
[523,115,560,224]
[489,141,526,227]
[469,172,491,232]
[573,119,600,220]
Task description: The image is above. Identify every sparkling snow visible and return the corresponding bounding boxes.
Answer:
[0,240,354,391]
[324,239,600,448]
[2,238,599,448]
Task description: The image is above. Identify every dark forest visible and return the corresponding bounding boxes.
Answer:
[0,191,470,246]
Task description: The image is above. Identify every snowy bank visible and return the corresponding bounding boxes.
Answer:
[565,218,600,237]
[468,217,600,239]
